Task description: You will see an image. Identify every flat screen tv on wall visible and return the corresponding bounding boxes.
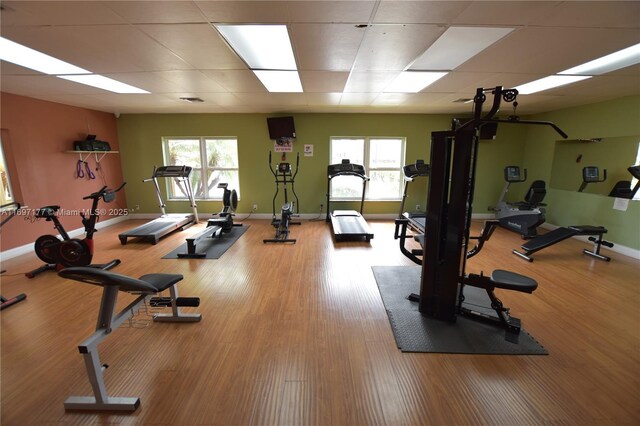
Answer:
[267,116,296,140]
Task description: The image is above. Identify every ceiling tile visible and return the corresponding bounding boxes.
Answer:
[233,92,307,106]
[1,1,125,26]
[299,71,349,93]
[456,27,640,75]
[292,24,365,71]
[286,1,375,23]
[352,24,445,71]
[1,74,105,95]
[137,70,228,93]
[137,23,245,70]
[373,1,471,24]
[304,93,342,105]
[340,93,377,105]
[105,1,208,24]
[452,1,561,26]
[529,1,640,28]
[2,25,193,74]
[199,70,266,92]
[344,71,399,93]
[195,1,290,23]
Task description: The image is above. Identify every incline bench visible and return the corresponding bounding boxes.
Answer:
[512,225,613,262]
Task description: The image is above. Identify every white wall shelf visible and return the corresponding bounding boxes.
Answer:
[66,150,119,163]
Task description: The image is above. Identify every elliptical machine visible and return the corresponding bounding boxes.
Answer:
[26,183,125,278]
[492,166,546,239]
[264,151,300,244]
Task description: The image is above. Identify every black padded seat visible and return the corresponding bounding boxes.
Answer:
[491,270,537,293]
[59,267,183,293]
[569,225,607,235]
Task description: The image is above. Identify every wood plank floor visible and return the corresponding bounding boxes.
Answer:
[1,218,638,425]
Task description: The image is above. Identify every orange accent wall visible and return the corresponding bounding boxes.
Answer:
[0,92,126,251]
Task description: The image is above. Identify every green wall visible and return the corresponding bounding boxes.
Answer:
[116,96,640,250]
[117,112,529,217]
[522,96,640,250]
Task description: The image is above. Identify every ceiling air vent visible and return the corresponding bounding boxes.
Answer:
[180,97,204,103]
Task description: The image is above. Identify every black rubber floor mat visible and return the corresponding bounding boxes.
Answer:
[163,225,249,259]
[372,266,547,355]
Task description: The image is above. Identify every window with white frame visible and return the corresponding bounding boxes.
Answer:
[330,137,406,200]
[163,137,239,200]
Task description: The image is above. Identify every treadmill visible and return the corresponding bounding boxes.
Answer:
[119,165,198,245]
[326,159,374,242]
[397,159,431,232]
[394,160,431,264]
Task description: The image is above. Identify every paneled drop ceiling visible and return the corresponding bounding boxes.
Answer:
[1,1,638,114]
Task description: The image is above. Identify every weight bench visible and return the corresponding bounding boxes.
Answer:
[408,268,537,343]
[58,267,201,412]
[462,269,538,343]
[512,225,613,262]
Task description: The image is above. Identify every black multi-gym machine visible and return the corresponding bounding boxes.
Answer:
[413,86,567,342]
[264,151,300,243]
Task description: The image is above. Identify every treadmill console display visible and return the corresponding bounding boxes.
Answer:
[403,160,430,178]
[504,166,521,182]
[583,166,600,182]
[328,161,365,177]
[154,165,192,178]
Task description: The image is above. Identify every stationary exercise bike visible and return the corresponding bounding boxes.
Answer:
[264,151,300,244]
[492,166,546,238]
[26,183,125,278]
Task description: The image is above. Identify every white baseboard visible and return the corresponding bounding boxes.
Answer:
[1,215,129,261]
[540,222,640,260]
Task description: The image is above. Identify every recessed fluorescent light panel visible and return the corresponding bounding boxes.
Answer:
[409,27,514,70]
[515,75,591,95]
[253,70,303,93]
[0,36,89,75]
[58,75,150,94]
[385,71,447,93]
[559,43,640,75]
[215,24,297,70]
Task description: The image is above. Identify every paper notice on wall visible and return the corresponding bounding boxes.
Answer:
[274,138,293,152]
[613,197,629,211]
[304,144,314,157]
